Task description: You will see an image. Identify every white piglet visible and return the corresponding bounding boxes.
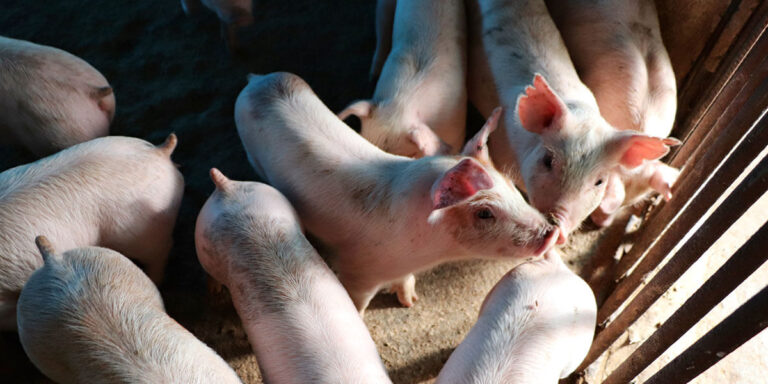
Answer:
[0,36,115,156]
[17,237,242,384]
[196,169,392,384]
[466,0,679,238]
[0,135,183,329]
[340,0,467,158]
[435,249,596,383]
[547,0,682,226]
[236,72,559,313]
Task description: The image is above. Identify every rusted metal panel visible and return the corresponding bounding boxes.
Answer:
[644,284,768,384]
[673,0,767,142]
[578,125,768,371]
[601,220,768,384]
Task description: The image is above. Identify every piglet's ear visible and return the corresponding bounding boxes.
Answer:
[611,133,681,169]
[338,100,373,121]
[462,107,502,164]
[408,122,451,158]
[431,158,494,210]
[517,74,568,134]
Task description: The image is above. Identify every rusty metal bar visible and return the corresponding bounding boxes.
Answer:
[674,0,745,133]
[671,25,768,169]
[644,284,768,384]
[599,75,768,325]
[578,127,768,371]
[602,220,768,384]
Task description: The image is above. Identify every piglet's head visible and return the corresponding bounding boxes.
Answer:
[428,108,559,260]
[516,74,680,240]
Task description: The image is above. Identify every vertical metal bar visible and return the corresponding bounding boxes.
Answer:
[578,137,768,371]
[672,0,768,144]
[602,221,768,384]
[644,284,768,384]
[674,0,745,131]
[599,89,768,326]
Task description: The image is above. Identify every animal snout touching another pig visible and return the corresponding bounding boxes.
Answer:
[196,169,392,383]
[0,36,115,157]
[17,237,242,384]
[436,249,597,383]
[0,135,183,330]
[236,72,558,312]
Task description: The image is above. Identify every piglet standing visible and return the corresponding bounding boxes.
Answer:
[236,72,558,313]
[0,135,183,330]
[546,0,682,226]
[339,0,467,158]
[181,0,253,50]
[0,36,115,156]
[435,249,596,383]
[17,237,242,384]
[466,0,679,239]
[196,169,392,384]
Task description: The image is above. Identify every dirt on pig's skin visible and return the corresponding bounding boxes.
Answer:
[2,0,752,383]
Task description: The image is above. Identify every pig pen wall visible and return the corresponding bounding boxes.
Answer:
[0,1,762,383]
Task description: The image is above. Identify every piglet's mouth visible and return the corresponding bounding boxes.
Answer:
[534,226,560,256]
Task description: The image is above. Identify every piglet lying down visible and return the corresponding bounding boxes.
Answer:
[17,237,242,384]
[196,170,392,383]
[236,72,559,313]
[436,249,597,383]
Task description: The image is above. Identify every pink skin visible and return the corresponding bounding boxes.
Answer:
[180,0,254,51]
[546,0,682,226]
[17,238,241,384]
[236,72,558,313]
[195,170,391,383]
[466,0,679,239]
[0,36,114,157]
[339,0,467,158]
[435,249,597,383]
[0,135,183,330]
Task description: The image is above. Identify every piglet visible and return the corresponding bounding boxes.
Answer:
[17,237,242,384]
[339,0,467,158]
[466,0,679,239]
[181,0,253,50]
[196,169,392,383]
[435,249,596,383]
[236,72,558,313]
[0,36,114,156]
[0,135,183,330]
[546,0,682,226]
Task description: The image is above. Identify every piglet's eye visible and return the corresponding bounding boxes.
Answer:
[595,179,603,186]
[476,208,494,220]
[542,154,553,171]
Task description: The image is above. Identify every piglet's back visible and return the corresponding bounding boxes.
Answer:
[17,238,241,384]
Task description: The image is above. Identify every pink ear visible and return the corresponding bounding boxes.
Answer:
[462,107,502,163]
[517,74,567,134]
[615,134,676,169]
[432,159,494,210]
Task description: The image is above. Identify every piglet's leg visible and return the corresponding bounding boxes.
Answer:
[648,161,680,201]
[388,274,419,307]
